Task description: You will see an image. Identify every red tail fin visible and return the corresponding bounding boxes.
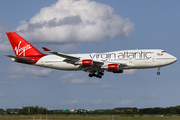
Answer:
[6,32,43,56]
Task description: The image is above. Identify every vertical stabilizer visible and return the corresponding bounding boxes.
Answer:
[6,32,43,56]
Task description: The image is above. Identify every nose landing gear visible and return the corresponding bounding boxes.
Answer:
[157,67,161,75]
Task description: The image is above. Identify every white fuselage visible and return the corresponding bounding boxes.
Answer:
[35,49,177,71]
[6,32,177,78]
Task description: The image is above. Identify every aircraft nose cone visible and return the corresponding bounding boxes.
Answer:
[167,55,177,65]
[170,55,177,64]
[174,57,177,62]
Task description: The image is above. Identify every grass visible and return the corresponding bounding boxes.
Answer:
[0,115,180,120]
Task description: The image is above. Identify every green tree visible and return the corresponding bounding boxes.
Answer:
[121,110,133,114]
[132,107,137,113]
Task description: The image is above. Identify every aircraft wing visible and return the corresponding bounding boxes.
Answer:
[5,55,34,62]
[42,47,104,67]
[42,47,128,72]
[42,47,79,60]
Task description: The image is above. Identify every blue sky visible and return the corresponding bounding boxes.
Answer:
[0,0,180,110]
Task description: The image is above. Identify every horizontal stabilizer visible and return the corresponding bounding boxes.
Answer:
[5,55,34,62]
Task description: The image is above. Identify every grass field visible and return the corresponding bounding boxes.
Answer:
[0,115,180,120]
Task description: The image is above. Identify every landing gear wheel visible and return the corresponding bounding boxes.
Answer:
[88,71,104,78]
[97,75,102,79]
[89,74,93,77]
[157,67,161,75]
[99,72,104,76]
[157,72,160,75]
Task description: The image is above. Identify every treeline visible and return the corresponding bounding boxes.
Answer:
[138,106,180,114]
[111,106,180,115]
[1,105,180,115]
[90,106,180,115]
[6,106,64,115]
[18,106,47,114]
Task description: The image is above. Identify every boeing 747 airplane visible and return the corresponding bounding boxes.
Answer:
[5,32,177,78]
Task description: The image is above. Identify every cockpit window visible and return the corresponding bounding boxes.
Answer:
[161,51,166,53]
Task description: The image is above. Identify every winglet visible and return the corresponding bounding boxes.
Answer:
[42,47,51,52]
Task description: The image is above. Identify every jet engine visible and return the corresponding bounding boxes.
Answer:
[82,60,93,67]
[108,64,119,71]
[102,64,123,73]
[75,59,93,67]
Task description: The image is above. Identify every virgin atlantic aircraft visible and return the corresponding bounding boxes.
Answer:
[5,32,177,78]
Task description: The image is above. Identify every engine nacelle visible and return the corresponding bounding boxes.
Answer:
[76,59,93,67]
[107,64,123,73]
[108,64,119,71]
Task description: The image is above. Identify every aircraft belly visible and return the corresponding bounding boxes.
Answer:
[37,62,80,70]
[35,58,80,70]
[51,62,80,70]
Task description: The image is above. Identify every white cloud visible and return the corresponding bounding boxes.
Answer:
[0,42,11,52]
[57,44,76,52]
[122,69,137,75]
[99,84,118,89]
[0,24,11,52]
[60,73,77,83]
[119,100,133,106]
[60,73,77,80]
[0,81,17,86]
[8,75,25,80]
[62,100,78,105]
[8,64,52,77]
[16,0,134,44]
[92,100,102,104]
[70,77,99,84]
[0,94,6,97]
[60,73,100,84]
[70,77,88,84]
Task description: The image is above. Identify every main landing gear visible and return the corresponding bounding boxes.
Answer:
[89,71,104,78]
[157,67,161,75]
